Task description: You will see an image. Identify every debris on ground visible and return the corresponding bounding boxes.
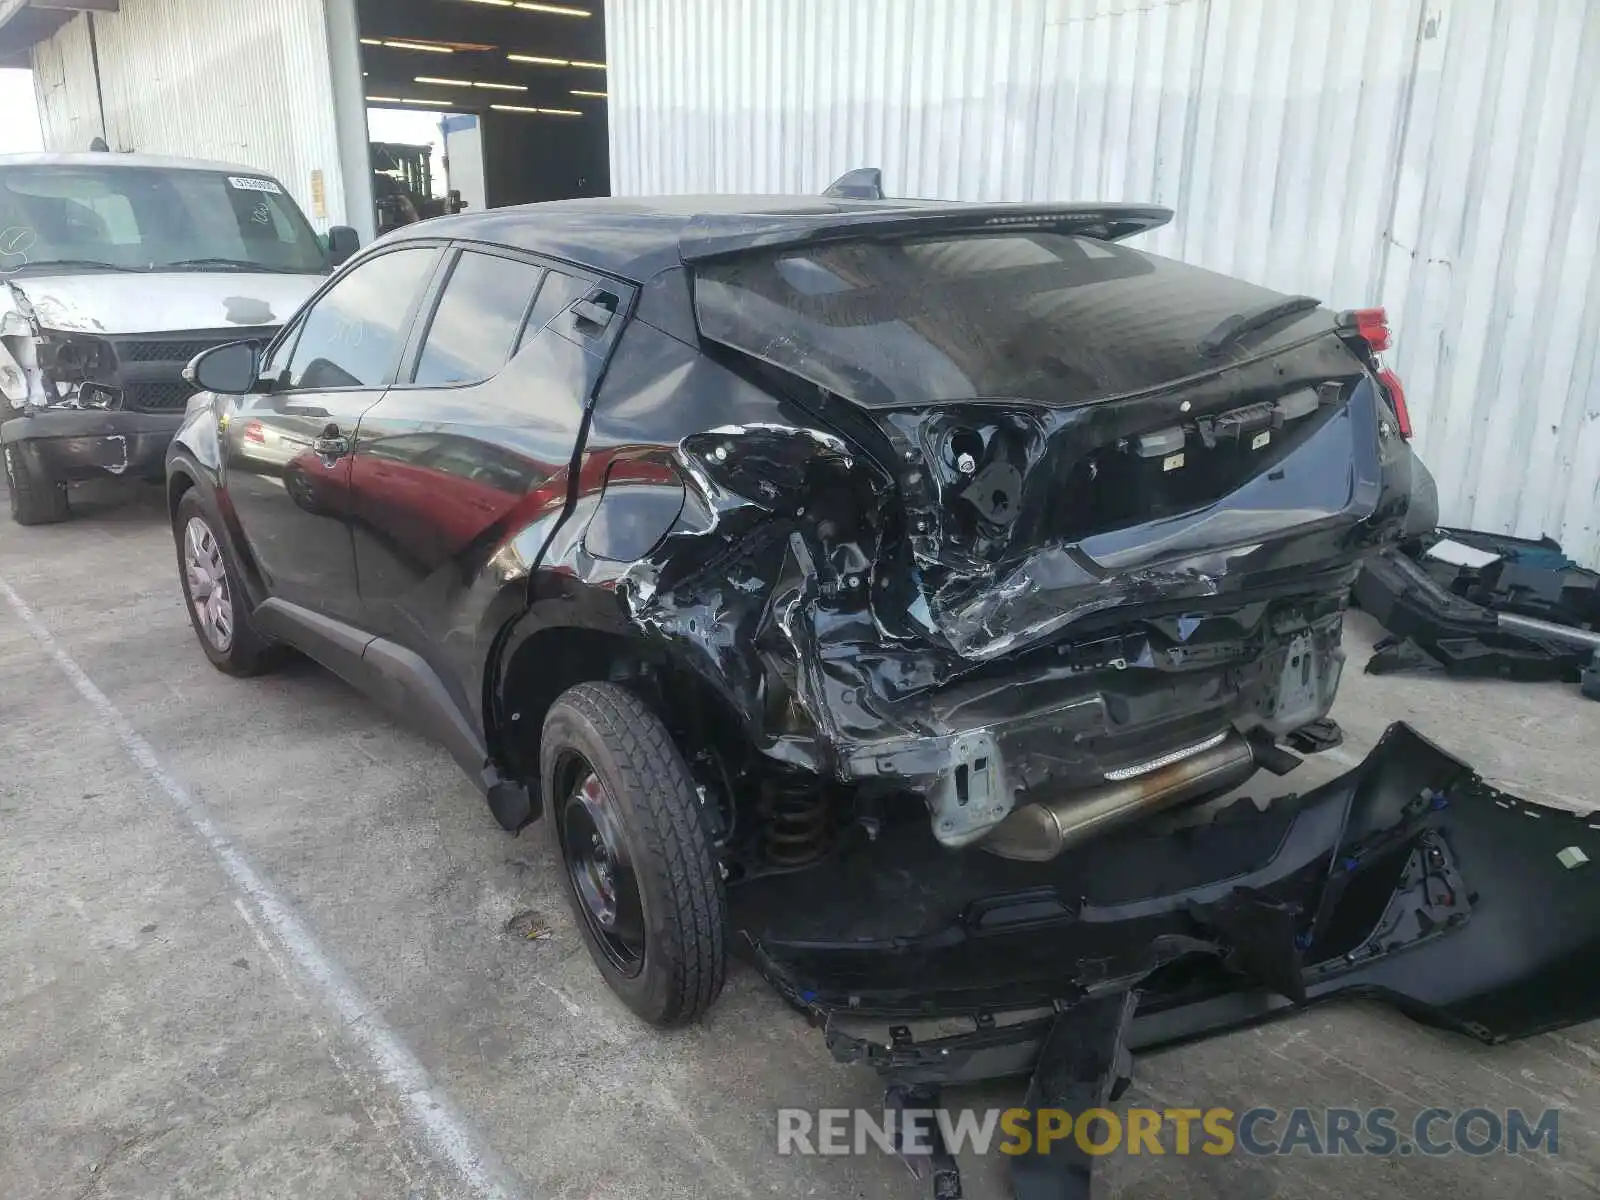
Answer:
[1353,528,1600,692]
[505,911,554,941]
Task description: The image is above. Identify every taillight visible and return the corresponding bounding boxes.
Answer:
[1378,367,1411,439]
[1347,306,1391,353]
[1338,305,1411,439]
[242,419,265,444]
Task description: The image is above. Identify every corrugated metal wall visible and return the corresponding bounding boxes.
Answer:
[608,0,1600,564]
[30,0,356,232]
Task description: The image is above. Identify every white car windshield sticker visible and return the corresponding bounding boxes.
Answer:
[228,176,283,194]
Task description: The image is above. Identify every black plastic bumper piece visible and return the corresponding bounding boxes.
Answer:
[1583,651,1600,701]
[1354,547,1587,680]
[1007,993,1136,1200]
[1,408,180,483]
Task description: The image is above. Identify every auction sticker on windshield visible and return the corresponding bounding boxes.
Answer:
[228,176,283,194]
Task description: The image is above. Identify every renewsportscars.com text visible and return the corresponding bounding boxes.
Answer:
[776,1105,1560,1158]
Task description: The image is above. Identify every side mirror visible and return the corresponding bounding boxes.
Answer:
[185,342,259,395]
[327,225,361,267]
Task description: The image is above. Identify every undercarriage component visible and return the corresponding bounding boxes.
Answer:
[1284,716,1343,754]
[758,777,833,866]
[980,729,1256,862]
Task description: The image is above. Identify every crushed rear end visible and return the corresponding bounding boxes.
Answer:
[590,203,1596,1198]
[678,216,1433,858]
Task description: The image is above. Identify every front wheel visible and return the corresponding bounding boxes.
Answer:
[173,489,275,676]
[541,682,727,1025]
[5,443,69,526]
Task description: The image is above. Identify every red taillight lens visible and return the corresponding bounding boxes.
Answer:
[1348,306,1391,353]
[1377,367,1411,439]
[243,419,265,444]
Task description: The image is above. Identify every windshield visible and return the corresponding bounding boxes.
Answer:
[0,165,328,275]
[694,232,1329,409]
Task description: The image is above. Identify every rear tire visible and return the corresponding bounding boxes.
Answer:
[541,682,727,1025]
[174,489,276,676]
[5,444,69,526]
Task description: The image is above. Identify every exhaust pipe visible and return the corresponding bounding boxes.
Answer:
[981,730,1257,862]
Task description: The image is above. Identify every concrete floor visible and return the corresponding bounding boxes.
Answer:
[2,481,1597,1200]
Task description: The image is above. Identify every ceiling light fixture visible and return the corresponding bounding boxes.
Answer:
[507,53,568,65]
[416,76,531,92]
[569,60,605,70]
[362,38,456,53]
[491,104,583,116]
[515,2,591,15]
[367,95,454,107]
[570,89,606,97]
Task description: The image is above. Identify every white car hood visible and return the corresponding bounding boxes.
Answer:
[10,270,323,335]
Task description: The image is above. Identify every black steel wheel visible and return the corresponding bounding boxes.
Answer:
[541,681,727,1025]
[556,759,647,975]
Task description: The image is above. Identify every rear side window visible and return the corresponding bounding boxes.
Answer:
[693,233,1323,408]
[519,269,587,347]
[414,250,544,386]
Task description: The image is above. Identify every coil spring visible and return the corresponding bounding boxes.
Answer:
[759,779,831,867]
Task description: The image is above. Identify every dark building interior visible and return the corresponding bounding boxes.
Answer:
[355,0,610,210]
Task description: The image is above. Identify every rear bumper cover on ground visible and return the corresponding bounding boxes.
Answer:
[743,722,1600,1079]
[2,409,179,482]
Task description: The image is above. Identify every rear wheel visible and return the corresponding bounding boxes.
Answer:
[5,444,69,526]
[174,490,275,676]
[541,682,727,1025]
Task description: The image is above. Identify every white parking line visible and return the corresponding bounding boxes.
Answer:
[0,575,524,1200]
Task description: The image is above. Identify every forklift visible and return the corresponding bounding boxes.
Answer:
[371,141,467,235]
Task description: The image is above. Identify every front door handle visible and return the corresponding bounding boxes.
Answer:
[312,426,349,458]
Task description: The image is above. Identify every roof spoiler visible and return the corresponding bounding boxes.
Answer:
[822,167,885,200]
[680,203,1174,263]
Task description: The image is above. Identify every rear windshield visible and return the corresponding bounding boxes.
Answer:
[693,232,1327,408]
[0,165,328,275]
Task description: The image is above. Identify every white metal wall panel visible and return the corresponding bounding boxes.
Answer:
[1382,0,1600,561]
[30,0,356,232]
[608,0,1600,563]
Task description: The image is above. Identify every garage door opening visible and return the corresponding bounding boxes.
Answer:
[355,0,609,229]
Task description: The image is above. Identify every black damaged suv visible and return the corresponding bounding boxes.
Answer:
[167,190,1463,1030]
